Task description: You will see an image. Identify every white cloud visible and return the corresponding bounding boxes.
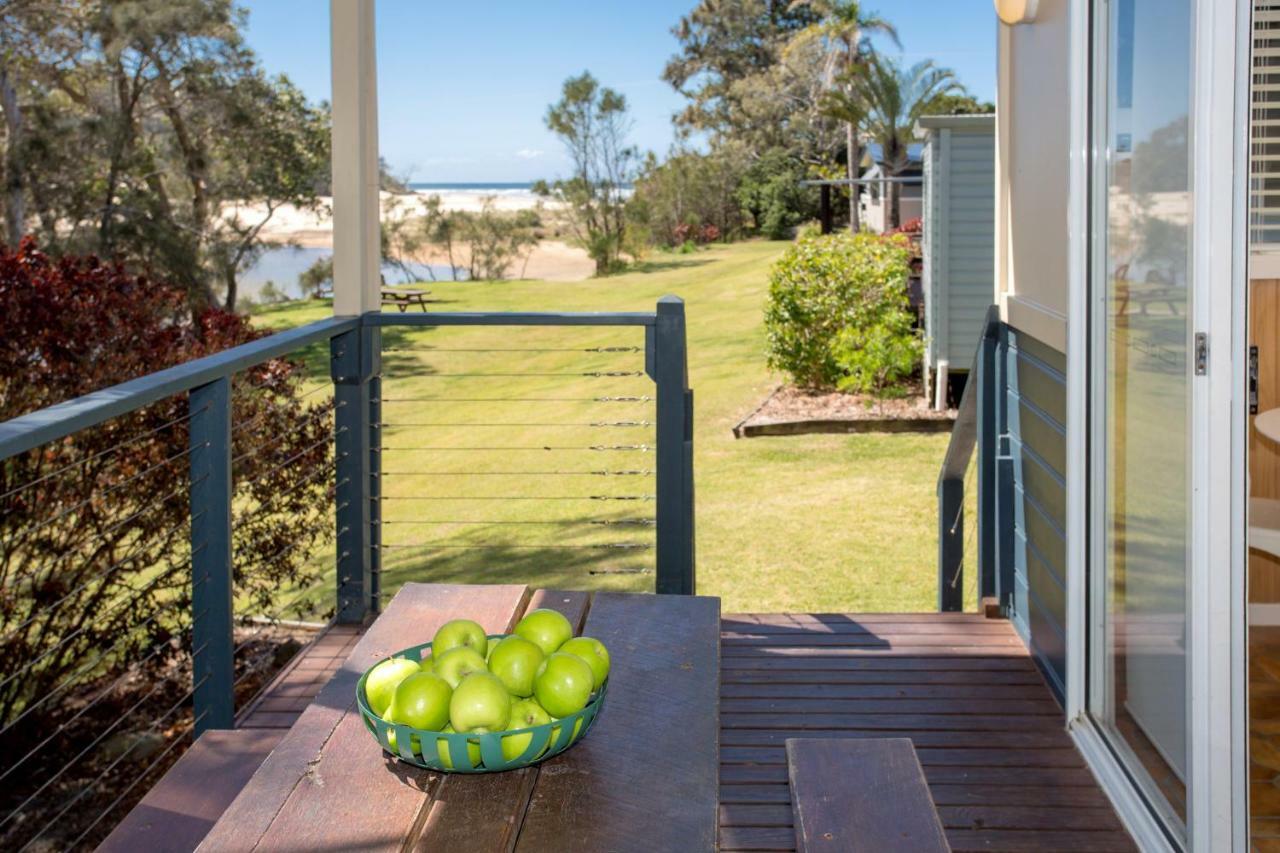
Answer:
[515,148,545,160]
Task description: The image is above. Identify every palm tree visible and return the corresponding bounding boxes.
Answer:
[786,0,898,233]
[852,57,964,230]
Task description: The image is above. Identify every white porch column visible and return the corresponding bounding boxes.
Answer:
[330,0,380,316]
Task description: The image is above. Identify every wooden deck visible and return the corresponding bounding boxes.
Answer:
[718,613,1136,853]
[235,611,1135,852]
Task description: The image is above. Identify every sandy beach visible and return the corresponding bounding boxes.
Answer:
[223,190,595,282]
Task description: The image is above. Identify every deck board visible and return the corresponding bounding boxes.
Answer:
[718,613,1136,853]
[229,610,1131,852]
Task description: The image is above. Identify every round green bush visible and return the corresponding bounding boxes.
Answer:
[764,232,918,391]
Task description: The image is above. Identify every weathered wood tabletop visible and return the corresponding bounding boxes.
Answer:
[198,583,721,852]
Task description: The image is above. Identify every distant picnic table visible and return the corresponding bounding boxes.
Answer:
[316,284,435,312]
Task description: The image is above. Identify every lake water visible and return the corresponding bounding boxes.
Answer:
[239,246,459,303]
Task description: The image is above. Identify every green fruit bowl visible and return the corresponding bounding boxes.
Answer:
[356,638,608,773]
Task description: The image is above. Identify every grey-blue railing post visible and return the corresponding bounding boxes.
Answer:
[652,296,695,595]
[332,322,380,623]
[977,327,998,604]
[190,376,235,733]
[369,371,382,614]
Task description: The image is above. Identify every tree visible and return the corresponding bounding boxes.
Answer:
[0,240,334,757]
[663,0,820,141]
[628,147,747,247]
[786,0,899,233]
[539,72,637,275]
[851,57,963,229]
[1,0,330,313]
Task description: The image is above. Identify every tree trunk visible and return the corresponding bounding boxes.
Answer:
[0,66,25,245]
[847,122,860,234]
[886,177,901,231]
[223,263,238,314]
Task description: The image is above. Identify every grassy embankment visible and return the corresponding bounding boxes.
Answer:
[255,241,971,614]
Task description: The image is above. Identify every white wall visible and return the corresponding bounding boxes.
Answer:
[996,0,1071,353]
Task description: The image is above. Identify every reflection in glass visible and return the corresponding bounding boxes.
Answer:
[1095,0,1191,834]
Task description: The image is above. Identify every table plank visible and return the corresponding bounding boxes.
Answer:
[786,738,950,853]
[514,592,721,853]
[411,589,592,852]
[198,583,529,852]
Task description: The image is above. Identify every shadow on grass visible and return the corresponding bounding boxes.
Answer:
[626,257,714,274]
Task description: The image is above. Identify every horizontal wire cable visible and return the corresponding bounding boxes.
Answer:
[372,422,652,429]
[231,404,336,469]
[0,604,177,739]
[376,445,652,452]
[374,396,652,403]
[14,675,210,850]
[231,382,335,436]
[376,469,651,477]
[381,371,644,379]
[588,567,653,575]
[0,651,173,796]
[14,443,200,541]
[80,478,200,547]
[231,577,334,659]
[375,543,652,550]
[234,433,342,490]
[377,518,656,526]
[0,405,208,503]
[0,572,183,696]
[373,495,655,501]
[383,345,641,353]
[1,541,203,645]
[0,624,183,785]
[233,466,342,531]
[63,713,205,850]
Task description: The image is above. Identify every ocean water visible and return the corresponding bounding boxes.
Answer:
[238,246,458,303]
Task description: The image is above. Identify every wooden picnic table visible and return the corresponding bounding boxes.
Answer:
[381,286,433,312]
[197,583,721,852]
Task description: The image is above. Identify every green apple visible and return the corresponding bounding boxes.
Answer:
[387,671,452,731]
[486,635,505,661]
[487,635,544,697]
[502,698,552,761]
[550,716,585,748]
[431,618,488,659]
[432,646,488,689]
[558,636,610,690]
[449,672,511,734]
[364,657,421,717]
[513,608,573,656]
[385,727,421,756]
[435,724,482,769]
[532,652,594,717]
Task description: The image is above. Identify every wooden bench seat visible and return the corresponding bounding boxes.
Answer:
[96,728,284,853]
[786,737,950,853]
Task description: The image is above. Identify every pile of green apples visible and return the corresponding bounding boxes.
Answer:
[362,608,610,768]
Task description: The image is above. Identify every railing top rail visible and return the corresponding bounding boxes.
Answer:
[937,305,1000,488]
[0,316,358,463]
[367,310,661,328]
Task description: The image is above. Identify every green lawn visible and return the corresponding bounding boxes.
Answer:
[254,241,968,614]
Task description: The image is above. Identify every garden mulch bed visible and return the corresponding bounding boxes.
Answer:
[733,385,957,438]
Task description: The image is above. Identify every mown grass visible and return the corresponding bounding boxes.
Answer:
[254,241,973,613]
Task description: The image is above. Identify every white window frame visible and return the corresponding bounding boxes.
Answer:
[1062,0,1248,850]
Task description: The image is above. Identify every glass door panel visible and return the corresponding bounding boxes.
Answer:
[1091,0,1193,837]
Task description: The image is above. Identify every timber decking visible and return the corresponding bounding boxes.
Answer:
[236,622,362,730]
[719,613,1136,853]
[219,610,1132,852]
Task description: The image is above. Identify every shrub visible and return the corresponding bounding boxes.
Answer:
[737,149,819,240]
[764,232,918,390]
[628,149,746,248]
[0,240,333,738]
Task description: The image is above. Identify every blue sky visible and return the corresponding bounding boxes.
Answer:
[241,1,996,183]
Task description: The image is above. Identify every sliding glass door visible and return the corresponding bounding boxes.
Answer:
[1089,0,1194,841]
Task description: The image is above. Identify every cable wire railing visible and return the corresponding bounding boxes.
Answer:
[936,305,1000,612]
[0,299,693,850]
